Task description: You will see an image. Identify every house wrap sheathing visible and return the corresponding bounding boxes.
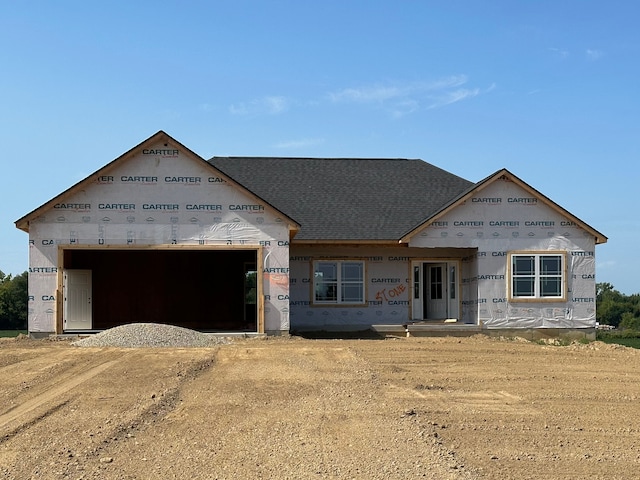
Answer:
[405,177,597,329]
[18,134,295,335]
[288,191,596,332]
[16,131,606,337]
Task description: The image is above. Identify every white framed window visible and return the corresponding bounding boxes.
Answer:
[508,252,566,301]
[313,260,365,304]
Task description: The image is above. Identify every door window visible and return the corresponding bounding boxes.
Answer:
[430,266,443,300]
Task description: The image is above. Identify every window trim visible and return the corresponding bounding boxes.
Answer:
[507,251,567,302]
[312,259,366,306]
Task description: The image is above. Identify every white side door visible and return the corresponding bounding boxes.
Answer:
[64,269,92,330]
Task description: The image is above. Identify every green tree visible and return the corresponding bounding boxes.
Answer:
[596,282,626,327]
[596,282,640,328]
[0,270,28,330]
[619,312,640,331]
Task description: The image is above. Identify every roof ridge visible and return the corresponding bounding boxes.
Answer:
[209,156,421,161]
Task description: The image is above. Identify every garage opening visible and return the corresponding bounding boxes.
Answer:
[62,248,259,332]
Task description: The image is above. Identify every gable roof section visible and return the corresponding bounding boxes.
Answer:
[15,131,298,233]
[400,168,608,244]
[208,157,474,242]
[15,132,605,246]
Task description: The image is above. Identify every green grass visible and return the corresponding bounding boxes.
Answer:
[0,330,27,338]
[599,336,640,349]
[597,330,640,349]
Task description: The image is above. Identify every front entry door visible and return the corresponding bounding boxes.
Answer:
[411,261,459,321]
[64,269,92,330]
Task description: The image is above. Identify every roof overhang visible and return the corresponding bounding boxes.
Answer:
[15,130,300,236]
[291,239,405,246]
[400,168,608,245]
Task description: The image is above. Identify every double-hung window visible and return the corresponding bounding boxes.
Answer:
[509,252,566,301]
[313,260,364,304]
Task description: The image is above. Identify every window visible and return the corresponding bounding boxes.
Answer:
[314,261,364,304]
[429,265,443,300]
[509,252,566,300]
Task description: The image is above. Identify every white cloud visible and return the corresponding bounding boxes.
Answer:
[391,99,419,119]
[427,88,480,109]
[229,96,289,116]
[227,75,486,120]
[264,96,287,114]
[549,47,570,59]
[326,75,481,117]
[328,85,405,103]
[425,75,469,90]
[586,49,603,61]
[327,76,468,105]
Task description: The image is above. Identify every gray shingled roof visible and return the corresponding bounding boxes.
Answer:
[208,157,474,241]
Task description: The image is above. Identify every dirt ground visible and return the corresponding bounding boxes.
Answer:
[0,334,639,480]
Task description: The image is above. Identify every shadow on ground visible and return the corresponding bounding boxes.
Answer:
[291,329,388,340]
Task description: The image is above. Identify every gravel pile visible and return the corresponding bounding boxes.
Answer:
[72,323,231,348]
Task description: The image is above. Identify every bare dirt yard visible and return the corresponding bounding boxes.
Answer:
[1,334,639,479]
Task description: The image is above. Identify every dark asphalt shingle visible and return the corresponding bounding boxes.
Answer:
[208,157,473,241]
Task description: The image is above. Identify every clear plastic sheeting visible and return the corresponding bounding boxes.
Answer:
[289,246,413,331]
[409,176,597,329]
[26,143,292,333]
[286,177,597,332]
[22,143,600,334]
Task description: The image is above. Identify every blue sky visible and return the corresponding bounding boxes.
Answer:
[1,1,638,293]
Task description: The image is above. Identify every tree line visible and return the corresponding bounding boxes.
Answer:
[0,274,638,331]
[596,282,640,330]
[0,270,28,330]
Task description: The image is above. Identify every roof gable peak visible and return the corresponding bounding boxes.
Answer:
[401,168,607,244]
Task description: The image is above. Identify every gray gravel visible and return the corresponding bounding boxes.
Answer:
[72,323,231,348]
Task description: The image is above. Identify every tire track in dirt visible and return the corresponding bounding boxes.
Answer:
[0,359,120,433]
[385,383,540,415]
[1,337,639,479]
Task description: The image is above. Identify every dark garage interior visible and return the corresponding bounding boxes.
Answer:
[63,248,258,331]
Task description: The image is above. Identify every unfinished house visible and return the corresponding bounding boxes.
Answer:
[16,131,607,338]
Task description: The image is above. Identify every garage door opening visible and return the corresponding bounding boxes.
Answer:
[62,248,259,332]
